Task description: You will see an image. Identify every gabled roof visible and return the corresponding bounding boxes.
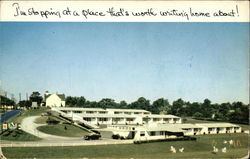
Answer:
[45,93,65,101]
[57,94,66,101]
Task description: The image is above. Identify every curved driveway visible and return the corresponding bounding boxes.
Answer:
[0,116,133,147]
[21,116,80,141]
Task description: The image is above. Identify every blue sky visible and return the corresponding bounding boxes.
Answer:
[0,23,249,104]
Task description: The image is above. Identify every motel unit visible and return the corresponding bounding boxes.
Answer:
[51,107,242,141]
[97,123,242,141]
[52,107,182,125]
[196,123,242,134]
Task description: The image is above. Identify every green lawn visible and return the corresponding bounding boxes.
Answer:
[37,123,89,137]
[34,116,64,124]
[2,133,248,158]
[1,108,47,141]
[0,129,41,141]
[183,117,218,124]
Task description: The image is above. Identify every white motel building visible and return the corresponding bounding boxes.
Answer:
[51,107,242,141]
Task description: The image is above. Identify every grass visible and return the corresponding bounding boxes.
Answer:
[34,116,64,124]
[2,133,248,158]
[37,123,89,137]
[183,117,218,124]
[0,129,41,141]
[0,108,47,141]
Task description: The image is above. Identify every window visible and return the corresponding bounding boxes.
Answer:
[99,111,107,114]
[160,131,164,135]
[153,118,160,121]
[143,118,150,122]
[124,112,132,115]
[86,111,94,114]
[98,118,108,121]
[113,118,122,122]
[140,131,145,136]
[83,118,92,121]
[126,118,134,122]
[114,112,122,114]
[73,111,82,113]
[150,131,156,136]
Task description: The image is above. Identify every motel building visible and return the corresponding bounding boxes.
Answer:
[51,107,242,141]
[52,107,182,126]
[196,123,242,134]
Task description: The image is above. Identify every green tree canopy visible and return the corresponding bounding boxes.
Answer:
[29,91,43,105]
[0,95,15,106]
[151,98,170,114]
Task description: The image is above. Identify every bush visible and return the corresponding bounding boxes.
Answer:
[12,131,17,137]
[46,118,60,125]
[112,134,120,139]
[193,112,203,119]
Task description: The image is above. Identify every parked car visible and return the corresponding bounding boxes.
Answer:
[84,133,101,140]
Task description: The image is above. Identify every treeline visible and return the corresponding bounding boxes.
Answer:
[66,96,249,124]
[18,91,43,107]
[1,92,248,124]
[0,95,15,106]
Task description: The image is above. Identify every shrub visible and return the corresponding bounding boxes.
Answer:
[46,118,60,125]
[193,112,203,119]
[112,134,120,139]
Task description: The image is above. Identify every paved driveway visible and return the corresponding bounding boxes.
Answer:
[0,116,134,147]
[21,116,81,140]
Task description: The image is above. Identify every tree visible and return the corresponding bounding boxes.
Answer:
[201,99,213,118]
[18,100,31,107]
[171,98,185,116]
[228,103,249,124]
[29,92,43,105]
[213,112,223,120]
[218,103,231,120]
[185,102,201,116]
[129,97,150,110]
[119,100,128,109]
[66,96,77,106]
[98,98,117,109]
[193,112,203,119]
[76,96,86,107]
[0,95,15,106]
[151,98,170,114]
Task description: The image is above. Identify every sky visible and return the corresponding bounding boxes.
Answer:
[0,22,249,104]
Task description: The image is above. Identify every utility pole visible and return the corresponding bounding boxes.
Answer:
[0,80,1,107]
[19,93,21,102]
